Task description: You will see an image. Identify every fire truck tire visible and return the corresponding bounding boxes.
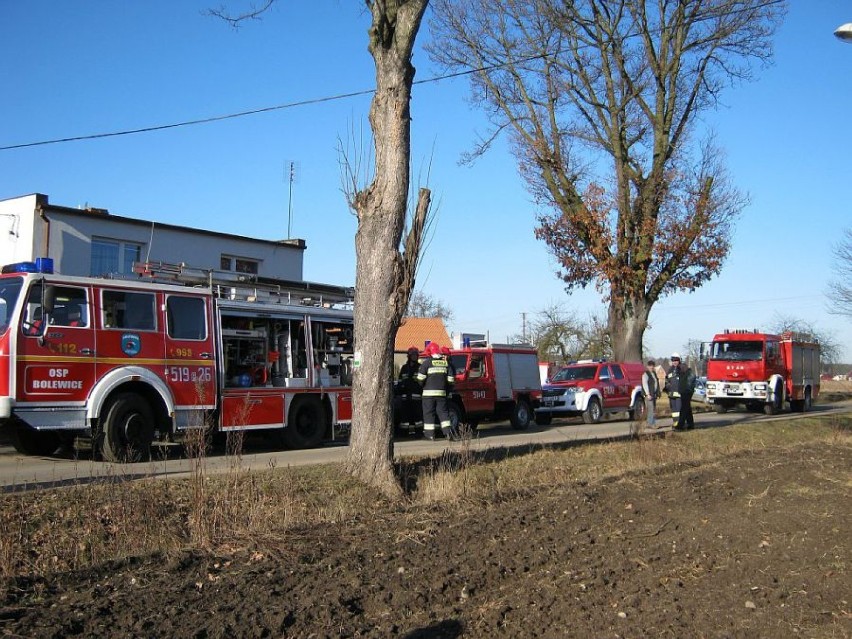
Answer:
[714,403,728,414]
[535,412,553,426]
[582,397,602,424]
[764,385,783,415]
[282,396,327,449]
[803,389,813,412]
[10,421,60,457]
[510,400,532,430]
[100,393,155,463]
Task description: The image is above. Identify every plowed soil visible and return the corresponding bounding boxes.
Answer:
[1,438,849,639]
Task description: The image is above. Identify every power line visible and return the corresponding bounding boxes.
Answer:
[0,0,785,152]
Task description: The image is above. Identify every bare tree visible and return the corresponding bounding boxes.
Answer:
[827,227,852,319]
[769,314,839,368]
[511,303,610,363]
[429,0,784,360]
[406,291,454,323]
[212,1,431,496]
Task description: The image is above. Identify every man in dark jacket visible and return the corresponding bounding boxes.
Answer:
[665,353,696,430]
[397,347,423,433]
[416,342,457,441]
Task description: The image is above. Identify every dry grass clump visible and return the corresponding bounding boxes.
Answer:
[0,413,849,582]
[410,413,852,506]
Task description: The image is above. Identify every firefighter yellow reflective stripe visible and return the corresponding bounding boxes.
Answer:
[423,389,447,397]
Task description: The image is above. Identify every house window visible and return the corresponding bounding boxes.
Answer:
[91,238,142,277]
[220,255,259,275]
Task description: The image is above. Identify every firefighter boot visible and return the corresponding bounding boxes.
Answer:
[423,428,436,441]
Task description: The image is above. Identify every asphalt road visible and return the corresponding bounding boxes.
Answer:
[1,400,850,492]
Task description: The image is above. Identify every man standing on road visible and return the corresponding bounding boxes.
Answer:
[397,346,423,434]
[642,359,661,428]
[665,354,696,430]
[417,342,457,441]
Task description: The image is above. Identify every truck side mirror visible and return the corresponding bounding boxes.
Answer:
[36,284,57,345]
[43,284,56,315]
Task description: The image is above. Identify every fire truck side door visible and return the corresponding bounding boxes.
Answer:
[18,283,96,426]
[98,287,166,395]
[609,364,629,408]
[163,294,216,421]
[460,353,493,417]
[597,365,618,405]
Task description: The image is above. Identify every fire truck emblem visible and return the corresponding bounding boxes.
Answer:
[121,333,141,357]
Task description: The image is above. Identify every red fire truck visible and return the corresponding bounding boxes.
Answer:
[447,343,542,431]
[0,259,355,461]
[704,329,820,414]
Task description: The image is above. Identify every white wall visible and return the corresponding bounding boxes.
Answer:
[0,194,39,266]
[0,193,304,281]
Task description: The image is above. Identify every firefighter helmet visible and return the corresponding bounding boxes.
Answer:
[424,342,441,356]
[407,346,419,356]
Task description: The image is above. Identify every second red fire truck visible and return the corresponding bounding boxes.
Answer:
[704,328,820,414]
[0,259,355,461]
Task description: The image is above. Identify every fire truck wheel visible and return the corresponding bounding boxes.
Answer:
[803,389,812,412]
[628,396,646,421]
[535,412,553,426]
[582,397,602,424]
[764,385,783,415]
[510,399,532,430]
[10,421,60,457]
[282,396,327,450]
[101,393,155,463]
[714,403,728,414]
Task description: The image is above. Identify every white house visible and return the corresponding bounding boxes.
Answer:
[0,193,307,281]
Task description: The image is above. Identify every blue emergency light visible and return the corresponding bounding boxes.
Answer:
[1,257,54,274]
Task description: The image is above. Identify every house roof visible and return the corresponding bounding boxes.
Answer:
[23,192,306,250]
[395,317,451,353]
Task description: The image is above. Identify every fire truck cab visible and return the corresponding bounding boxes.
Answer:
[0,259,354,461]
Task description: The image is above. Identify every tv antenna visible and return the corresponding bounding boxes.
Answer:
[284,160,300,239]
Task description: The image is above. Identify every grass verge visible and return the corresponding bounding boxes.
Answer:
[0,412,849,582]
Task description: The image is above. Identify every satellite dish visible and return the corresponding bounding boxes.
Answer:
[835,23,852,42]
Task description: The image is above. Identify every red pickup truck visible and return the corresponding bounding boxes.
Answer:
[534,360,645,425]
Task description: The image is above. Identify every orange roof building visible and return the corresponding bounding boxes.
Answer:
[394,317,451,353]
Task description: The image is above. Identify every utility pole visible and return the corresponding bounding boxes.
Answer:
[285,161,299,239]
[521,312,527,343]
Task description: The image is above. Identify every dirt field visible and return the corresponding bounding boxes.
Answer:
[1,429,849,637]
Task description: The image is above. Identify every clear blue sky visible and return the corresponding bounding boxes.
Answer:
[2,2,850,362]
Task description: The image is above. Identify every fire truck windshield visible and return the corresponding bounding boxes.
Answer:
[551,365,597,382]
[710,340,764,361]
[0,277,24,335]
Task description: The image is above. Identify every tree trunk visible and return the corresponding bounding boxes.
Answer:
[608,296,649,362]
[345,0,429,498]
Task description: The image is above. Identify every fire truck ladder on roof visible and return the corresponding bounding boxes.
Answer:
[132,261,354,308]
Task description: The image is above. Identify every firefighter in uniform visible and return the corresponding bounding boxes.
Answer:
[417,342,457,441]
[665,353,696,430]
[397,346,423,433]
